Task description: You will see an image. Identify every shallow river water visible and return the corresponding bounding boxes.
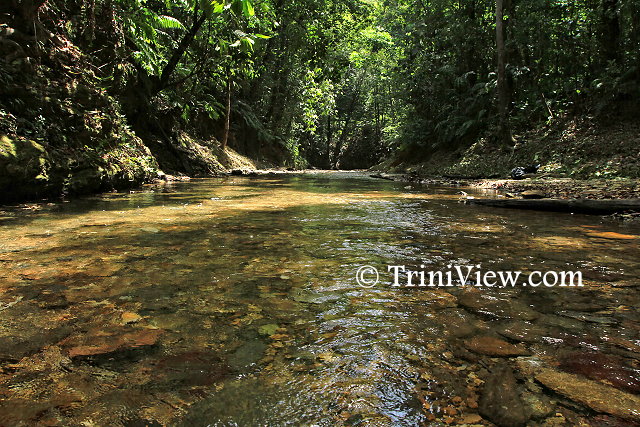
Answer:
[0,172,639,426]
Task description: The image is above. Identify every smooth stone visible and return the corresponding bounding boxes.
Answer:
[521,391,555,420]
[155,351,228,387]
[558,310,620,326]
[464,336,531,357]
[521,190,546,199]
[458,290,539,321]
[0,326,72,361]
[535,368,640,421]
[496,321,549,343]
[538,314,585,331]
[559,352,640,394]
[64,328,163,358]
[229,339,267,369]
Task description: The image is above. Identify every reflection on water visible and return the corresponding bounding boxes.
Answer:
[0,173,639,426]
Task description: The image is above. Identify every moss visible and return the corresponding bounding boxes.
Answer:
[0,135,17,158]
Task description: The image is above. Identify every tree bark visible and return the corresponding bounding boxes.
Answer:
[221,75,232,150]
[153,8,206,95]
[495,0,512,146]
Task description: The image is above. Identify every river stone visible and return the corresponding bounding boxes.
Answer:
[458,290,539,321]
[521,190,546,199]
[521,391,555,420]
[289,288,341,304]
[155,351,229,387]
[0,326,73,362]
[535,368,640,421]
[496,321,549,343]
[258,323,279,336]
[558,352,640,394]
[229,339,267,369]
[63,328,163,358]
[440,311,483,338]
[479,365,528,427]
[464,336,531,357]
[558,310,619,326]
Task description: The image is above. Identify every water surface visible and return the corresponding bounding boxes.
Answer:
[0,172,639,425]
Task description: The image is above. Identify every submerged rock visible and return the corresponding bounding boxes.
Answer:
[0,326,73,362]
[521,391,555,420]
[495,321,549,343]
[458,290,539,321]
[464,336,530,357]
[229,339,267,369]
[479,365,528,427]
[559,352,640,394]
[155,351,229,387]
[258,324,280,336]
[535,368,640,421]
[63,328,163,358]
[289,288,342,304]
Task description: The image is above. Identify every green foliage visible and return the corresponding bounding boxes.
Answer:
[57,0,640,169]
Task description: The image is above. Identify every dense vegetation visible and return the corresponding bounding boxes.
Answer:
[1,0,639,200]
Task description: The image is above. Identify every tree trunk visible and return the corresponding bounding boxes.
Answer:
[600,0,620,65]
[326,115,332,169]
[495,0,512,146]
[333,103,356,169]
[222,75,232,150]
[154,11,207,94]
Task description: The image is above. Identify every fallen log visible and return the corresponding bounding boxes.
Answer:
[466,198,640,215]
[369,173,395,181]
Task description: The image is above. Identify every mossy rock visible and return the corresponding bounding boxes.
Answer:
[0,135,53,201]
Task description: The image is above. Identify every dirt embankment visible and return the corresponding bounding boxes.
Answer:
[379,118,640,183]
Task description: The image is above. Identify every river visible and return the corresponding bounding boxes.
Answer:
[0,172,639,425]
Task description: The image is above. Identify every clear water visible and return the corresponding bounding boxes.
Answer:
[0,172,638,425]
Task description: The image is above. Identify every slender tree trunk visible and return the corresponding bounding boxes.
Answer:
[326,115,332,169]
[222,75,232,150]
[154,9,206,94]
[600,0,620,65]
[333,108,355,169]
[495,0,512,146]
[632,1,640,78]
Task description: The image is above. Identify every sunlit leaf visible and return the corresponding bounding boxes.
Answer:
[242,0,255,17]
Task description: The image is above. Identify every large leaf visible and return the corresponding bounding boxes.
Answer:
[155,15,185,30]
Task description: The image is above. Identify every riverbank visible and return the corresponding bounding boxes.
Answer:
[0,6,267,205]
[376,117,640,191]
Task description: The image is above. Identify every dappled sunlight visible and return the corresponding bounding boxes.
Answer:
[1,176,640,425]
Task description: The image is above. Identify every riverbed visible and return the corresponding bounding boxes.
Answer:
[0,172,639,425]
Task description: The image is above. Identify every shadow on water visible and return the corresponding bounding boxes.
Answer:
[0,174,639,425]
